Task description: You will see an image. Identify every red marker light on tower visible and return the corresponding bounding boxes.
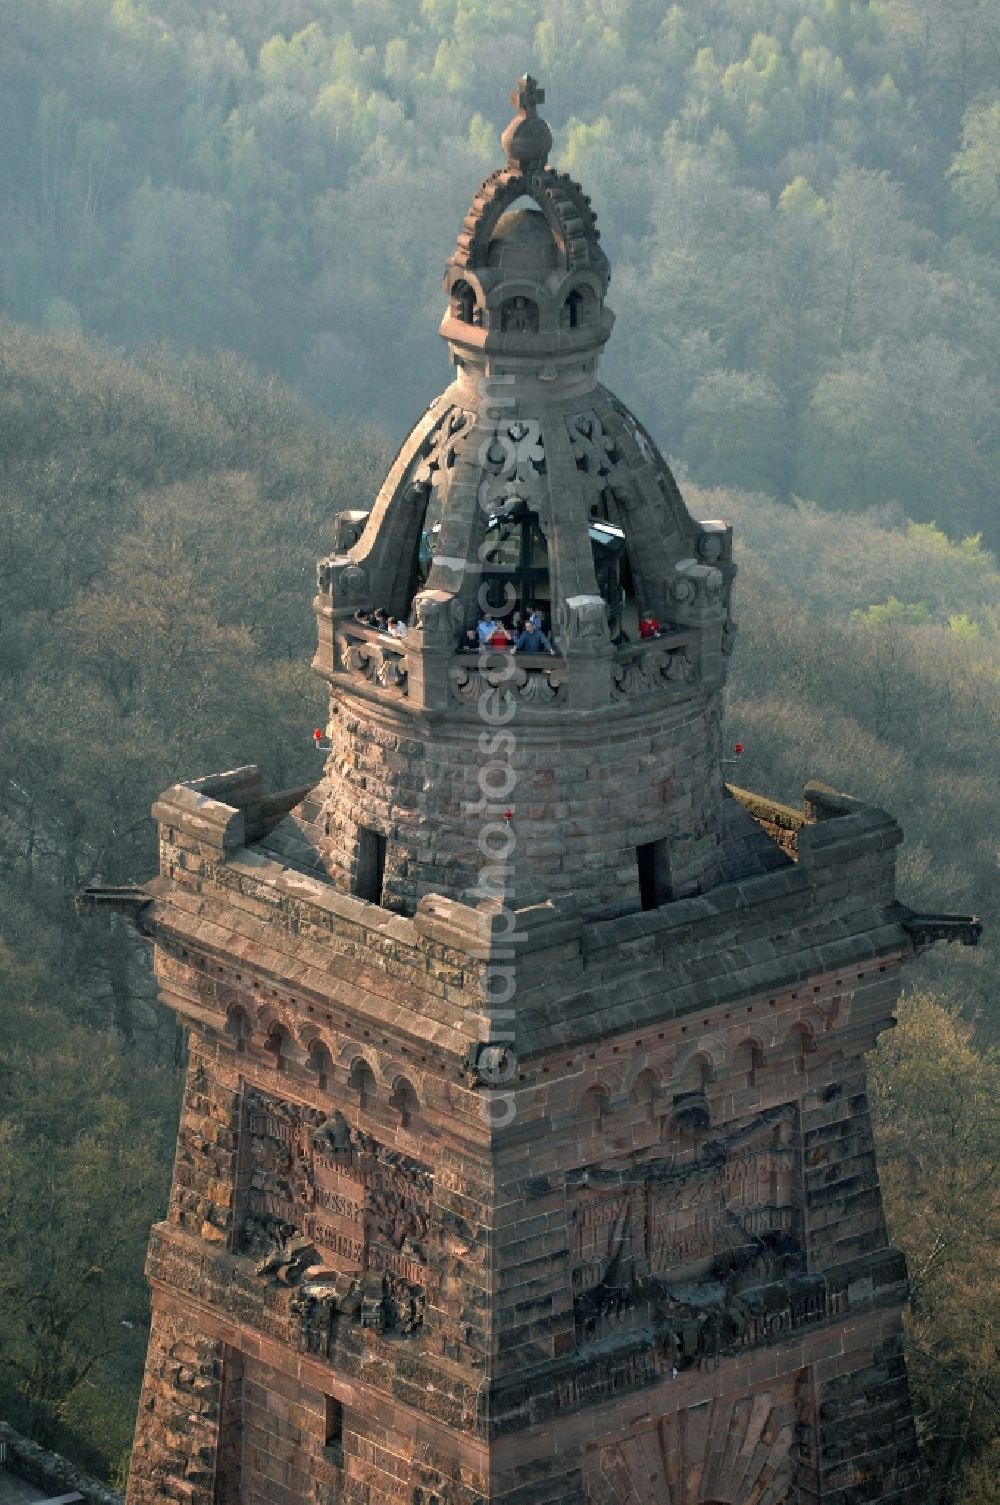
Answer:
[734,743,744,755]
[313,728,324,744]
[503,808,513,823]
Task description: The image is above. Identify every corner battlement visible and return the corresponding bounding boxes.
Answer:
[152,765,313,858]
[144,766,915,1070]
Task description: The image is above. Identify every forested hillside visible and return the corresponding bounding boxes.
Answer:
[2,0,999,542]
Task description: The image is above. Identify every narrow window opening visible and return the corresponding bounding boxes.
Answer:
[451,279,476,324]
[356,827,386,904]
[637,839,672,910]
[324,1396,344,1462]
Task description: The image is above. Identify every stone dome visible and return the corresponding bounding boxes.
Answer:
[486,208,559,272]
[309,76,737,919]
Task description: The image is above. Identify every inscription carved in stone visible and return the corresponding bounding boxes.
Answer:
[571,1107,817,1367]
[239,1089,433,1339]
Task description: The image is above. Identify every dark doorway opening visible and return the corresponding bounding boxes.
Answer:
[637,839,672,910]
[356,827,387,904]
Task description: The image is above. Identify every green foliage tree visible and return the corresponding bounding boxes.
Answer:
[870,994,1000,1504]
[950,97,1000,229]
[0,944,180,1483]
[1,0,999,544]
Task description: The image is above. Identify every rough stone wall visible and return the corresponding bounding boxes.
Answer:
[125,1300,227,1505]
[343,1415,487,1505]
[813,1319,922,1504]
[240,1357,340,1505]
[487,958,905,1386]
[168,1045,241,1247]
[803,1068,889,1274]
[123,770,922,1505]
[582,1374,802,1504]
[214,1346,243,1505]
[315,693,725,919]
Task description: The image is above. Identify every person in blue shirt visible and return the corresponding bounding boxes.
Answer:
[514,624,556,654]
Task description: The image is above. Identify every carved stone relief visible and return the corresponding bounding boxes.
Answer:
[475,418,548,525]
[239,1090,433,1345]
[611,643,696,700]
[412,407,472,492]
[334,633,409,694]
[585,1381,799,1505]
[451,663,566,707]
[570,1106,821,1367]
[567,411,624,478]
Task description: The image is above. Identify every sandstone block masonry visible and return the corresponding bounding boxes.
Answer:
[80,74,966,1505]
[102,763,928,1504]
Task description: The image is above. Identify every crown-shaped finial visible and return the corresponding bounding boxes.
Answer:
[511,74,544,116]
[502,74,552,173]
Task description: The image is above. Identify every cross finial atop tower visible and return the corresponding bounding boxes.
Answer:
[511,74,545,117]
[501,74,552,172]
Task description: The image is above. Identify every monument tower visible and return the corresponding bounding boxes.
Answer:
[95,76,979,1505]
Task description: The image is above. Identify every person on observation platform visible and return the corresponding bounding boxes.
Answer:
[458,627,479,653]
[514,624,555,654]
[387,616,408,639]
[490,620,513,648]
[476,615,497,643]
[638,611,662,640]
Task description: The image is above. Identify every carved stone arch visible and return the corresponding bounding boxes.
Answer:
[347,1054,377,1109]
[731,1036,766,1084]
[336,1039,375,1070]
[672,1050,715,1132]
[624,1052,666,1096]
[482,276,548,332]
[799,1003,829,1037]
[256,1001,293,1041]
[674,1045,719,1093]
[389,1074,419,1129]
[559,278,601,330]
[329,391,454,613]
[224,1002,251,1051]
[263,1019,298,1070]
[553,267,604,304]
[784,1019,817,1059]
[445,261,486,296]
[461,173,567,271]
[305,1037,335,1088]
[499,294,540,333]
[580,1083,612,1126]
[449,277,478,325]
[630,1067,660,1111]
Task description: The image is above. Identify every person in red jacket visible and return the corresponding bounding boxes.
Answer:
[638,611,661,639]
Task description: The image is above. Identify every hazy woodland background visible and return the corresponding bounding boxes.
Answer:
[0,1,997,1498]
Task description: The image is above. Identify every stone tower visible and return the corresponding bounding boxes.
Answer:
[95,76,980,1505]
